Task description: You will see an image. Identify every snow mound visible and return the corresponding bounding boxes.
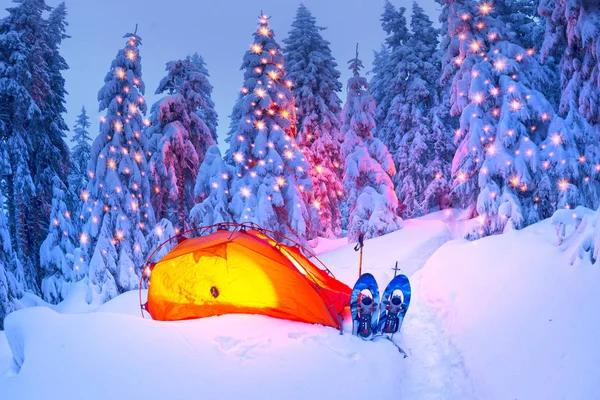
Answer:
[1,307,399,400]
[309,236,348,255]
[419,219,600,399]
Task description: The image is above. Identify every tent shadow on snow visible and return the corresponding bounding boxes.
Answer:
[142,224,352,329]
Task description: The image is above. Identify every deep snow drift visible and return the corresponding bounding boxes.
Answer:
[420,219,600,399]
[1,217,599,399]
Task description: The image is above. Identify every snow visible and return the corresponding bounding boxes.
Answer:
[309,236,348,255]
[317,219,451,284]
[1,217,599,399]
[420,219,600,399]
[0,332,10,373]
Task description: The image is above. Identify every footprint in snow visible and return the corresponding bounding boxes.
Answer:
[214,335,272,359]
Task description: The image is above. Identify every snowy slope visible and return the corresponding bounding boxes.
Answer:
[1,217,599,399]
[420,219,600,399]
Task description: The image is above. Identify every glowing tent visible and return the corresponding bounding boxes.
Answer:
[143,226,351,329]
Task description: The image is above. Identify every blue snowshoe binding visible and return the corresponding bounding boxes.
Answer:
[381,295,405,334]
[357,295,377,338]
[350,273,380,339]
[378,274,411,336]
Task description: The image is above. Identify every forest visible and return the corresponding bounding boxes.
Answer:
[0,0,598,327]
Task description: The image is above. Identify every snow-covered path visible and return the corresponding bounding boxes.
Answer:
[398,273,476,399]
[319,219,476,399]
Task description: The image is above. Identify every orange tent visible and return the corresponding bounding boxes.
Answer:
[144,227,351,329]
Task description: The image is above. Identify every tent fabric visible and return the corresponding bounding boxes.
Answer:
[146,229,351,329]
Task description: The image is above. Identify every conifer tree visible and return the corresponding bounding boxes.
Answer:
[369,45,391,131]
[0,0,71,293]
[69,106,92,219]
[33,2,71,287]
[40,176,77,303]
[147,55,215,231]
[422,96,455,212]
[439,0,555,238]
[0,148,23,329]
[225,13,312,241]
[283,4,344,238]
[391,2,441,218]
[539,0,600,211]
[189,145,234,228]
[372,1,409,145]
[78,31,155,303]
[189,53,219,143]
[341,45,402,242]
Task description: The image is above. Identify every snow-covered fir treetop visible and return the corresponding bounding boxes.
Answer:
[152,54,215,162]
[344,44,375,139]
[99,33,146,114]
[232,14,297,138]
[89,31,151,217]
[227,13,312,241]
[188,53,219,142]
[380,0,409,49]
[146,53,216,232]
[283,3,343,147]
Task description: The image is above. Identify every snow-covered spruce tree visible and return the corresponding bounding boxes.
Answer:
[69,106,92,220]
[0,148,23,329]
[0,4,36,291]
[341,45,402,242]
[388,2,441,218]
[422,95,455,212]
[33,1,71,287]
[540,106,600,210]
[147,55,215,231]
[439,0,555,238]
[283,4,344,239]
[40,176,78,304]
[492,0,561,107]
[189,145,235,229]
[371,1,410,145]
[78,31,155,304]
[226,13,312,242]
[189,53,219,144]
[538,0,600,211]
[369,45,391,130]
[0,0,71,293]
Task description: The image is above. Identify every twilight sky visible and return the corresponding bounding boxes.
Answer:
[3,0,439,146]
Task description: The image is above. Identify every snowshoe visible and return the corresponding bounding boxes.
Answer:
[350,273,380,339]
[377,274,411,335]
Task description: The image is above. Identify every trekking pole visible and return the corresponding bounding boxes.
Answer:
[354,233,365,278]
[392,261,400,278]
